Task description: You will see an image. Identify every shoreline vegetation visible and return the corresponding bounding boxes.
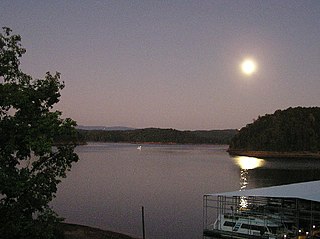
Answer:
[76,128,238,145]
[228,107,320,159]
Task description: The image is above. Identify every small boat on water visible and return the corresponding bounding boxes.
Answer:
[204,211,291,239]
[137,146,142,150]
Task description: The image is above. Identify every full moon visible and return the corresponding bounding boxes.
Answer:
[240,58,257,75]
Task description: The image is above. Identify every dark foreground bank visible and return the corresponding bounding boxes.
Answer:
[61,223,139,239]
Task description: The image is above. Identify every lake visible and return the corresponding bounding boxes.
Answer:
[51,143,320,239]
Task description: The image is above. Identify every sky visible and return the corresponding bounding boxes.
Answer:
[1,0,320,130]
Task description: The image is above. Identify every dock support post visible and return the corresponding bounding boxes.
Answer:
[142,206,146,239]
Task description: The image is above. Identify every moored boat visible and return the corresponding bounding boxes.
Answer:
[204,212,291,239]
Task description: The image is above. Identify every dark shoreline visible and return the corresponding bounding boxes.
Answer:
[82,141,228,146]
[227,149,320,159]
[61,223,139,239]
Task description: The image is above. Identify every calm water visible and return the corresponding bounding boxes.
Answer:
[51,143,320,239]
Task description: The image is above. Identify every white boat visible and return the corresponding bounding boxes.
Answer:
[137,146,142,150]
[204,212,291,239]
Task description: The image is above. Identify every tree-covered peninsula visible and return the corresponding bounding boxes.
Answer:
[228,107,320,158]
[77,128,237,145]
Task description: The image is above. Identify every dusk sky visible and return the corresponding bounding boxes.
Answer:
[1,0,319,130]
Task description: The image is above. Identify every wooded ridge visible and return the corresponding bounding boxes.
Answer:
[228,107,320,156]
[76,128,237,145]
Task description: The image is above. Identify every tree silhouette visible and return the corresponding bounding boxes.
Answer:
[0,27,78,239]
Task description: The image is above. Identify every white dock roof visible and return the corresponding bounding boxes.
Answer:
[206,180,320,202]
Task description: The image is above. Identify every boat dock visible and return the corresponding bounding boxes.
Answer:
[203,180,320,239]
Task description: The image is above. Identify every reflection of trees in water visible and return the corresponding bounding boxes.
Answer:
[249,167,320,188]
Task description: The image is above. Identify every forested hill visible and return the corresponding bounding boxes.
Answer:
[77,128,237,145]
[229,107,320,153]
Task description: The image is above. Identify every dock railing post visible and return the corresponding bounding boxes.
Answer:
[203,195,208,230]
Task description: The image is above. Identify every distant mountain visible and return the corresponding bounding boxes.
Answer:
[76,125,135,131]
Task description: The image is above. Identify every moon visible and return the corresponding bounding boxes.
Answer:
[240,58,257,76]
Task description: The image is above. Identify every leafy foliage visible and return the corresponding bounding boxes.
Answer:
[229,107,320,152]
[0,27,78,239]
[78,128,237,145]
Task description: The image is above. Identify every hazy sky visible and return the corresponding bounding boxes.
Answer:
[1,0,319,130]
